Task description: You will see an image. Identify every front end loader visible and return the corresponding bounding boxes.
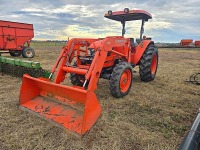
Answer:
[19,8,158,135]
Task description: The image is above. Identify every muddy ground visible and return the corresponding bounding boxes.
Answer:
[0,47,200,150]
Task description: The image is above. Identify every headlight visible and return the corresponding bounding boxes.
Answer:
[124,8,129,13]
[108,10,112,15]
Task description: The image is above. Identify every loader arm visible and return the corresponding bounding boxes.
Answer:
[53,38,99,84]
[87,37,123,91]
[53,37,128,88]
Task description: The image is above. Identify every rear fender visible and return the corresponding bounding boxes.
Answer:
[131,40,154,65]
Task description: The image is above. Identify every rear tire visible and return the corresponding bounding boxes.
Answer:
[9,50,22,57]
[22,47,35,58]
[139,45,158,82]
[109,62,133,98]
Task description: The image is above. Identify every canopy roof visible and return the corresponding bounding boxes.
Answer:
[104,10,152,22]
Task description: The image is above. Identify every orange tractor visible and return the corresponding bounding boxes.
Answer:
[19,9,158,135]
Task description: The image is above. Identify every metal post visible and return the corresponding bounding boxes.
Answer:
[121,21,126,37]
[140,19,145,40]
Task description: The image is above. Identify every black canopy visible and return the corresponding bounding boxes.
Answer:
[105,10,152,22]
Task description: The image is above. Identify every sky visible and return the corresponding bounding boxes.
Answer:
[0,0,200,42]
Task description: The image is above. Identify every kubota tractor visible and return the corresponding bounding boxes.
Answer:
[19,8,158,135]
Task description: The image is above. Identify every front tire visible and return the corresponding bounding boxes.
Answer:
[70,73,85,86]
[22,47,35,58]
[109,62,133,98]
[139,45,158,82]
[69,62,85,86]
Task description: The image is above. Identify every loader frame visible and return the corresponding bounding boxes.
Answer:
[19,9,157,136]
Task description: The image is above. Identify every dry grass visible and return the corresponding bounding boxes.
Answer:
[0,47,200,150]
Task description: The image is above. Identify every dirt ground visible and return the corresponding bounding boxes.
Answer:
[0,47,200,150]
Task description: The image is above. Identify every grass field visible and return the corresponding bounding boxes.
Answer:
[31,41,67,47]
[0,46,200,150]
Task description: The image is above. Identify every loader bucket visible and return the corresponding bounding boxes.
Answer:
[19,74,101,135]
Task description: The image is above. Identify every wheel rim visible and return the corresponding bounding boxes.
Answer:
[151,54,158,75]
[120,69,132,93]
[26,50,33,57]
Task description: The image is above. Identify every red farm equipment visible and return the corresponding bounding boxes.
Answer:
[180,39,193,46]
[195,41,200,46]
[19,8,159,135]
[0,20,35,58]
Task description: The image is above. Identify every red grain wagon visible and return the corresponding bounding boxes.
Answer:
[0,20,35,58]
[180,39,193,46]
[195,41,200,46]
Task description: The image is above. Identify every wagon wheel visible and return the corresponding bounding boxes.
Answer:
[9,50,22,57]
[22,47,35,58]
